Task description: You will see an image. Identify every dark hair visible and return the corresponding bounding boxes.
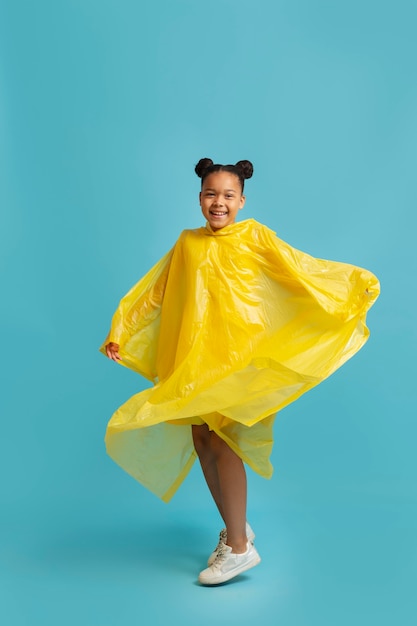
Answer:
[195,158,254,191]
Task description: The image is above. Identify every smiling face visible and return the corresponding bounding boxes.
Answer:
[200,171,246,231]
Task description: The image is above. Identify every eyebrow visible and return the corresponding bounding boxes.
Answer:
[204,188,237,192]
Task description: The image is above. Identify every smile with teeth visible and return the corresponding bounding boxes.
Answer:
[210,210,227,217]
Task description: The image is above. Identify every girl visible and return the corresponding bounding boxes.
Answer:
[101,158,379,586]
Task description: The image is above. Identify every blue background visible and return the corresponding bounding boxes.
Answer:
[1,1,416,624]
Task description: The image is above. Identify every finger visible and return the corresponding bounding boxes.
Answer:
[111,349,121,362]
[105,343,121,361]
[106,347,117,361]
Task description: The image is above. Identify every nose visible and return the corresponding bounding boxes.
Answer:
[213,197,223,206]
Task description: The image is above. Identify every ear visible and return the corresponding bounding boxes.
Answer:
[239,194,246,210]
[199,191,202,206]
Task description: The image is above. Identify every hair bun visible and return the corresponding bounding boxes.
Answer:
[195,158,214,178]
[235,160,254,180]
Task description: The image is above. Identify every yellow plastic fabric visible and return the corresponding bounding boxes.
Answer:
[100,219,380,502]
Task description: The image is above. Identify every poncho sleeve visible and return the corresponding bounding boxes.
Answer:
[258,226,380,322]
[99,247,175,381]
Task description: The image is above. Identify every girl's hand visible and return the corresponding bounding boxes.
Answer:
[106,342,121,362]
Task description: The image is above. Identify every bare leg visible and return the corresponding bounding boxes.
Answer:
[192,424,225,521]
[192,425,248,553]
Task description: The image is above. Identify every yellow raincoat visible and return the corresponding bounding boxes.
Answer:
[100,219,379,501]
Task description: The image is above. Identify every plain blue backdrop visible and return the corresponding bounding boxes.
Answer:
[1,1,416,625]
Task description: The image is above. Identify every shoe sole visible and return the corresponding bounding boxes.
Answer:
[199,554,261,586]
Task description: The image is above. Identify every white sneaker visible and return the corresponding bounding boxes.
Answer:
[199,541,261,585]
[207,522,255,566]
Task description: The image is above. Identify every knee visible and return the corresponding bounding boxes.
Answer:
[192,424,211,458]
[192,426,230,461]
[209,431,230,458]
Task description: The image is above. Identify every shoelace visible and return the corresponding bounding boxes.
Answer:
[213,529,227,554]
[211,544,229,568]
[218,529,227,543]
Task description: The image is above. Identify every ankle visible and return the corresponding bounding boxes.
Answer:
[226,539,248,554]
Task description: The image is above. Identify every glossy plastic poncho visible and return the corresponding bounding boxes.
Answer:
[100,219,379,501]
